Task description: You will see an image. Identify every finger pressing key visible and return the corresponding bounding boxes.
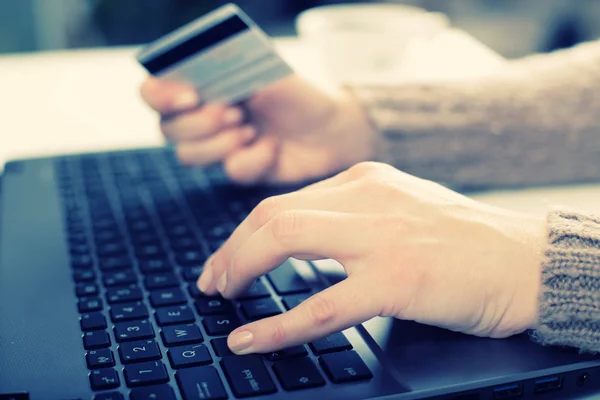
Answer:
[217,211,371,299]
[226,275,378,354]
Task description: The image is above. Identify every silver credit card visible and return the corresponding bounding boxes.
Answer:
[137,3,293,104]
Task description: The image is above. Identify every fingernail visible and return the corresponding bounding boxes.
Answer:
[217,271,228,293]
[198,267,213,293]
[172,91,198,111]
[241,126,256,141]
[228,331,254,354]
[223,108,243,125]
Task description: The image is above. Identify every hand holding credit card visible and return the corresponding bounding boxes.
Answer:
[137,3,294,105]
[137,3,374,185]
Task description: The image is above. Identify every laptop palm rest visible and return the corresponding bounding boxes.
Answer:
[363,316,600,392]
[0,160,89,399]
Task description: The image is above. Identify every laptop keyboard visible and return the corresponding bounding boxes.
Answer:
[54,149,372,399]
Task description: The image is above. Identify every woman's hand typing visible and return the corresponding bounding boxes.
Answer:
[197,162,546,354]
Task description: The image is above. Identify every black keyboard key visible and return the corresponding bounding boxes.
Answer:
[175,250,206,267]
[84,330,111,350]
[76,283,99,297]
[282,293,311,310]
[221,355,277,397]
[188,284,204,298]
[71,254,94,269]
[115,320,155,342]
[176,366,227,400]
[161,324,203,347]
[119,339,162,364]
[100,256,133,271]
[240,298,281,320]
[124,361,169,388]
[273,357,326,390]
[155,305,195,326]
[139,258,172,274]
[149,288,186,307]
[94,391,124,400]
[264,345,308,361]
[238,280,270,299]
[130,385,176,400]
[81,312,107,331]
[166,225,193,239]
[110,302,149,322]
[97,243,128,257]
[128,218,153,231]
[87,348,115,369]
[68,235,88,247]
[90,368,120,391]
[168,344,212,369]
[170,237,199,252]
[195,298,233,316]
[159,210,186,224]
[309,332,352,355]
[73,269,96,283]
[79,297,103,313]
[94,230,121,244]
[211,338,234,357]
[107,285,143,304]
[181,266,202,282]
[267,261,310,295]
[319,351,373,383]
[202,315,241,336]
[70,243,90,255]
[136,245,166,259]
[144,273,179,290]
[131,232,162,247]
[103,270,138,287]
[93,218,118,231]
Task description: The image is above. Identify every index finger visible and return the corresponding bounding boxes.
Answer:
[140,76,199,114]
[197,171,356,295]
[226,274,380,354]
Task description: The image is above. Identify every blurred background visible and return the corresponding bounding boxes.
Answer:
[1,0,600,58]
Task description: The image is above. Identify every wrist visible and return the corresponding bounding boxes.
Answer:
[509,213,547,333]
[327,94,377,171]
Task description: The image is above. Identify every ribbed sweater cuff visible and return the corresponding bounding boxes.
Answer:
[346,83,512,191]
[348,84,488,164]
[531,209,600,353]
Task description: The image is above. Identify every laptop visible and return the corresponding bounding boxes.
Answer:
[1,147,600,400]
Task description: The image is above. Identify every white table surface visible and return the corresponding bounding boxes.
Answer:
[0,32,599,216]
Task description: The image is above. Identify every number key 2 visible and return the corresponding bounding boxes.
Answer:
[119,339,161,364]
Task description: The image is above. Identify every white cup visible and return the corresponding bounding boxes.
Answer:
[296,3,450,84]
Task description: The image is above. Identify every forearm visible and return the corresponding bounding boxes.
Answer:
[349,40,600,191]
[532,209,600,353]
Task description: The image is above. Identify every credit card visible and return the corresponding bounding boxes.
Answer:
[137,3,293,104]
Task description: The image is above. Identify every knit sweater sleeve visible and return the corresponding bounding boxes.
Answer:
[348,40,600,191]
[531,209,600,353]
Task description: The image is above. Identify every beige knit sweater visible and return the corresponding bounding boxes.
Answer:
[351,40,600,352]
